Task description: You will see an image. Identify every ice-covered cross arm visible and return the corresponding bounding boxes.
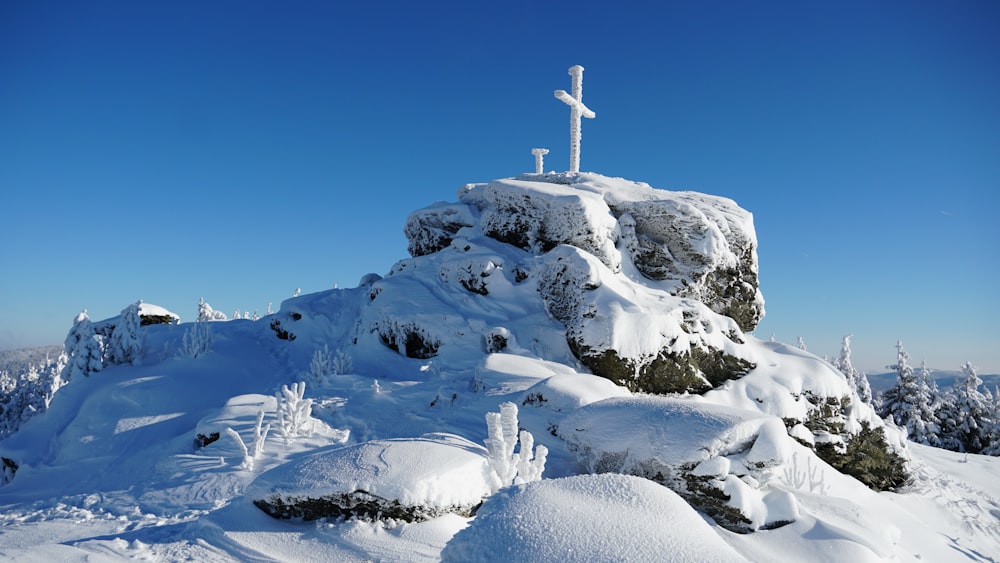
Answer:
[554,65,596,173]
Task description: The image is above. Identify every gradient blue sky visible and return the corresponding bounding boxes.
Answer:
[2,0,998,373]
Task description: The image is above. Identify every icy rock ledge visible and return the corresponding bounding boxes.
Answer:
[249,433,492,521]
[563,396,802,532]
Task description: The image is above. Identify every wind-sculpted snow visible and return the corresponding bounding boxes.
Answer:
[441,473,748,562]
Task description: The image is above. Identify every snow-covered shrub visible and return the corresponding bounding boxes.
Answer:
[1,457,17,485]
[304,345,353,385]
[484,402,547,492]
[482,327,509,353]
[305,345,333,385]
[269,319,296,341]
[276,382,312,442]
[375,320,440,359]
[178,321,214,359]
[107,301,144,365]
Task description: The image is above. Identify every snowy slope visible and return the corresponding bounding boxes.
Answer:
[1,173,998,562]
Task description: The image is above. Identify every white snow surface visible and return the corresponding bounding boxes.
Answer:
[441,473,747,562]
[248,433,492,510]
[1,172,998,561]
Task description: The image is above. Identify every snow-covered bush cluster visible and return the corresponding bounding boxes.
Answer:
[276,382,313,443]
[178,321,214,359]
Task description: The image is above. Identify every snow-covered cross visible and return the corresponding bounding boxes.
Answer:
[554,65,596,173]
[531,148,549,174]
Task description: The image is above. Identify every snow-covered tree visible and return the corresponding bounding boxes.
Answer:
[879,341,940,446]
[833,334,872,405]
[939,362,992,453]
[197,298,227,322]
[796,336,807,351]
[107,300,144,365]
[981,387,1000,456]
[63,310,104,380]
[44,352,69,408]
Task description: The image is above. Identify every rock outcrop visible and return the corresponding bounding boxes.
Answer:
[402,172,763,394]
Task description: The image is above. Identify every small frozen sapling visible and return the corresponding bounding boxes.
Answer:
[179,321,214,359]
[332,350,353,375]
[227,411,270,471]
[484,402,547,492]
[305,345,333,385]
[276,382,313,442]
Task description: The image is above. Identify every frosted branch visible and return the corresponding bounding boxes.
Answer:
[484,402,547,492]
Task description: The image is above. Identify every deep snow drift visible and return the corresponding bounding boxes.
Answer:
[1,172,998,562]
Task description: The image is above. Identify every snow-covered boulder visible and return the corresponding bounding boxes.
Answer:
[563,396,801,532]
[249,433,492,522]
[455,173,764,331]
[606,185,763,331]
[405,201,476,257]
[441,473,747,562]
[538,244,755,394]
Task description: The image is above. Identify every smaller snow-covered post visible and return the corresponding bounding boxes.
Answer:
[531,148,549,174]
[554,65,596,173]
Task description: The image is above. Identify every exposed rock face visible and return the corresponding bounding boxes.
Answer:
[536,245,754,394]
[405,202,476,257]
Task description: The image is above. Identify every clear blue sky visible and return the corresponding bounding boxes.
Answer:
[2,0,998,374]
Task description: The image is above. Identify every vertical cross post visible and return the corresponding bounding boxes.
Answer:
[554,65,596,173]
[531,148,549,174]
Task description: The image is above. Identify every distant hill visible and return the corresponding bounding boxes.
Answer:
[0,345,63,375]
[867,370,1000,394]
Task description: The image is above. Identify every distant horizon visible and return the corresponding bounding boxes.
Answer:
[2,1,997,372]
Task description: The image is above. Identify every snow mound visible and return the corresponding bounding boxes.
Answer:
[519,372,631,412]
[248,433,492,521]
[441,473,747,562]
